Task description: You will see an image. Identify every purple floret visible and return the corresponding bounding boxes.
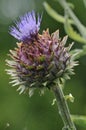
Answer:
[9,11,42,43]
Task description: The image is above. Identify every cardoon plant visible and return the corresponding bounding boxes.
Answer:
[6,11,78,130]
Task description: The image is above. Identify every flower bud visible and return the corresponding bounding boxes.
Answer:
[6,11,77,96]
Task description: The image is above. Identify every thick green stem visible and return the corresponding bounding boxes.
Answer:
[57,0,86,39]
[52,85,76,130]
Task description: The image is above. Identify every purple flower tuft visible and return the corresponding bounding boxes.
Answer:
[9,11,42,43]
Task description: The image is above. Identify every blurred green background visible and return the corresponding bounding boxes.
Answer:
[0,0,86,130]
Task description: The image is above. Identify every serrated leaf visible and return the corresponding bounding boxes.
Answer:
[64,15,86,44]
[43,2,74,24]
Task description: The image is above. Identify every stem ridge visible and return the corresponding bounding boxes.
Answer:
[52,85,76,130]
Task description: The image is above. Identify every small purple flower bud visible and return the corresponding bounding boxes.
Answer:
[6,11,78,96]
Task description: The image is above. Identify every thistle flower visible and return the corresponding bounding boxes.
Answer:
[9,11,41,43]
[6,11,77,96]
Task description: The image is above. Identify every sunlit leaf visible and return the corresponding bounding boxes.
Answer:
[71,115,86,128]
[43,2,74,24]
[68,2,75,9]
[83,0,86,8]
[65,93,74,103]
[64,15,86,44]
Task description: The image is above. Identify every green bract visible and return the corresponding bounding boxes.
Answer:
[6,29,77,96]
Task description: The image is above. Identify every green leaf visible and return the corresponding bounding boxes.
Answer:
[64,15,86,44]
[65,93,74,103]
[68,2,75,9]
[83,0,86,8]
[71,115,86,128]
[43,1,74,24]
